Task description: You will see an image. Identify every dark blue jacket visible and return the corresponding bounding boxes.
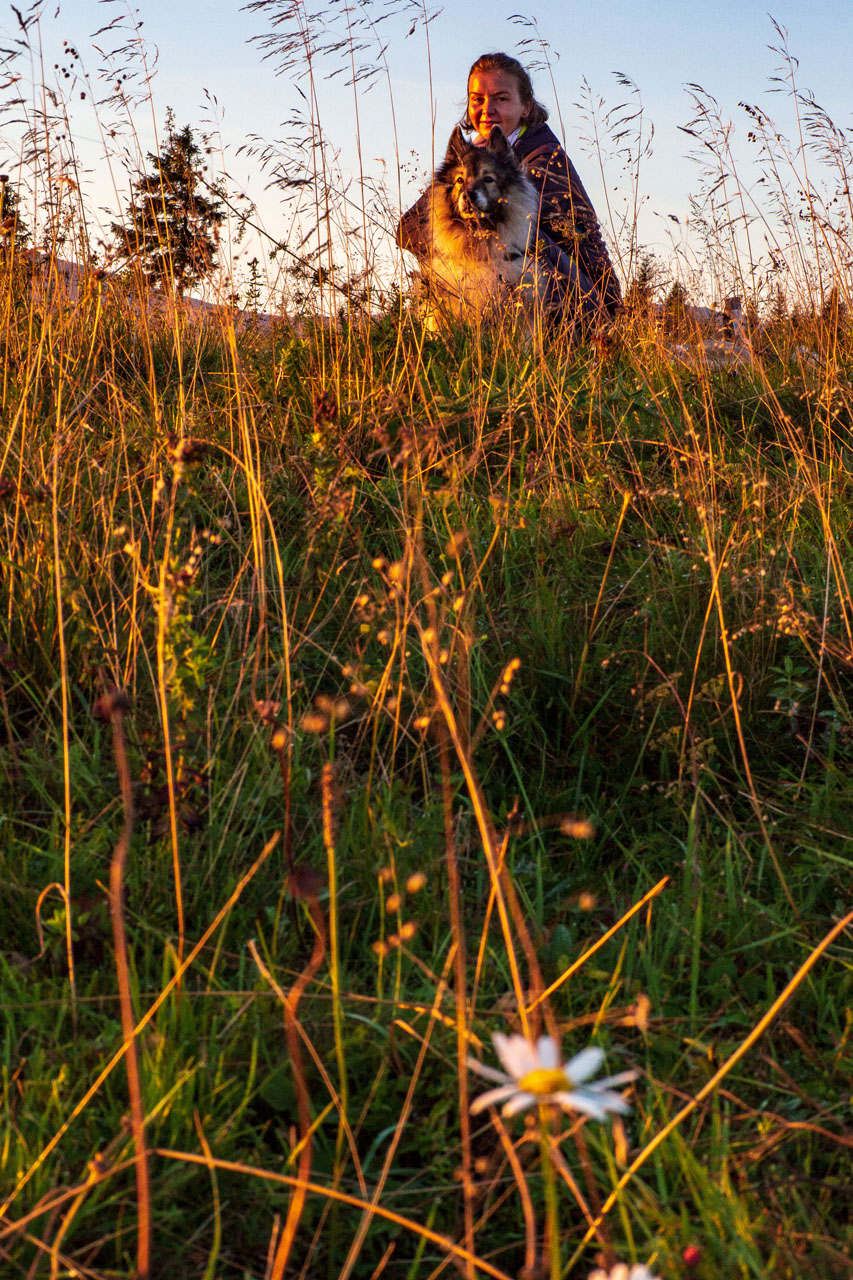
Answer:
[513,122,621,316]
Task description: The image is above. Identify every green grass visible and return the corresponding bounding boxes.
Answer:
[0,266,851,1280]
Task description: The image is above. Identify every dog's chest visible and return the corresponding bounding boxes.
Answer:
[429,215,531,302]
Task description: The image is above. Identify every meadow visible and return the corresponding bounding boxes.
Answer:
[1,15,853,1280]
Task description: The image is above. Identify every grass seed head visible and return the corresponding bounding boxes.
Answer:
[562,818,595,839]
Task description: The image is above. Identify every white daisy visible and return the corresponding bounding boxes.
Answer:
[588,1266,661,1280]
[468,1034,636,1120]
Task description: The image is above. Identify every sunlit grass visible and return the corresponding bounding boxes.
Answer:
[1,12,853,1279]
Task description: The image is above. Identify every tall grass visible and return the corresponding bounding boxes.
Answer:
[1,7,852,1280]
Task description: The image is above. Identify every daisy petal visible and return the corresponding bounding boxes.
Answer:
[470,1084,520,1114]
[492,1032,521,1077]
[564,1045,605,1084]
[584,1087,632,1115]
[465,1057,512,1085]
[495,1033,538,1078]
[587,1262,660,1280]
[594,1070,638,1090]
[554,1090,609,1121]
[501,1090,537,1117]
[536,1035,560,1069]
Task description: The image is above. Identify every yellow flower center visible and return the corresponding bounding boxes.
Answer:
[517,1067,571,1096]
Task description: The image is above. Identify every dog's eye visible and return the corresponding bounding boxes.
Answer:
[453,175,464,185]
[482,176,496,185]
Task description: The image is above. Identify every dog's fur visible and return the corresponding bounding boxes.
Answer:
[417,126,542,325]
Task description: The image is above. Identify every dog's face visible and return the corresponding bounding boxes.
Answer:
[438,126,521,227]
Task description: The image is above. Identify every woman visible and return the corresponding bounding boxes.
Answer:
[398,53,621,325]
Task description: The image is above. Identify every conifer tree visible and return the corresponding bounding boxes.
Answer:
[820,284,847,334]
[623,252,659,316]
[663,278,690,335]
[0,174,31,253]
[112,111,225,295]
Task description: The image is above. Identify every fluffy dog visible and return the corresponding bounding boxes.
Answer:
[412,125,544,325]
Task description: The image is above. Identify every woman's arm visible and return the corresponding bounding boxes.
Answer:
[529,231,609,326]
[397,190,432,257]
[521,140,621,315]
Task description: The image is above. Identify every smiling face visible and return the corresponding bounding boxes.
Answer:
[467,68,531,141]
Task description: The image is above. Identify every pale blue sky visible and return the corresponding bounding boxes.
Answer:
[2,1,851,295]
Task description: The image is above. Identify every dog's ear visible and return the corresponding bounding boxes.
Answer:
[445,126,469,165]
[487,125,510,158]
